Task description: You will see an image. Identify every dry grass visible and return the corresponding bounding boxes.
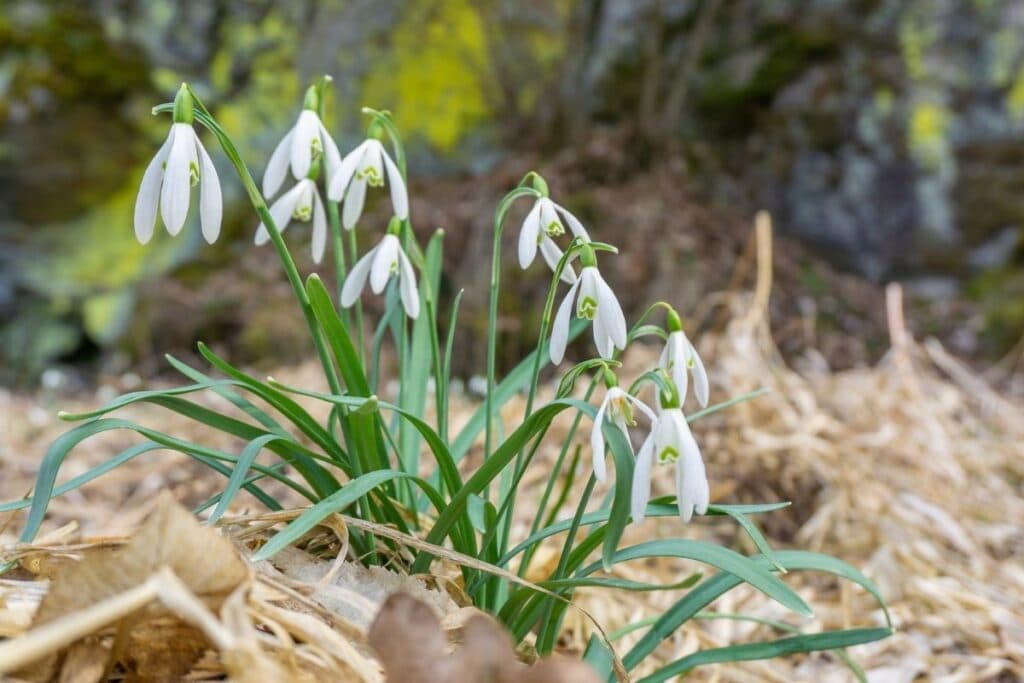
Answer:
[1,220,1023,681]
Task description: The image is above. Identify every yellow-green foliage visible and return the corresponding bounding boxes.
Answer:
[22,183,186,344]
[1007,65,1024,122]
[361,0,492,151]
[899,11,933,83]
[908,101,949,170]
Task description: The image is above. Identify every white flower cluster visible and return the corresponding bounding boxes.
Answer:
[133,82,713,525]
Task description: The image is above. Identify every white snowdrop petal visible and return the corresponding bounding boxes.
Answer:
[263,127,294,198]
[675,458,694,522]
[328,141,367,201]
[290,110,319,180]
[134,129,174,244]
[160,124,194,236]
[341,246,377,307]
[342,177,367,230]
[590,396,610,483]
[631,434,655,523]
[539,199,562,235]
[688,337,710,408]
[549,279,580,365]
[195,133,222,244]
[669,333,688,403]
[256,182,303,244]
[311,188,327,263]
[397,247,420,319]
[381,149,408,220]
[597,274,628,350]
[318,122,342,185]
[518,201,542,269]
[554,201,589,240]
[370,235,399,294]
[539,236,576,285]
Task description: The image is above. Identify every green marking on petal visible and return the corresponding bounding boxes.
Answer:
[545,220,564,237]
[578,295,598,320]
[189,161,200,187]
[657,445,679,465]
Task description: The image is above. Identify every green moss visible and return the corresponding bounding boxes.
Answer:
[908,101,950,170]
[968,266,1024,353]
[360,0,493,151]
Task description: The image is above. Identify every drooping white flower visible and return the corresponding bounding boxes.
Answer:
[659,329,709,408]
[590,386,655,482]
[341,233,419,318]
[518,197,588,284]
[631,407,709,523]
[327,139,408,229]
[254,178,328,263]
[134,122,222,244]
[263,109,342,198]
[550,266,627,364]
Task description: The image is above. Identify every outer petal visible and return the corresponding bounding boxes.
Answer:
[539,236,577,285]
[676,427,707,522]
[397,247,420,319]
[381,148,409,220]
[549,279,580,365]
[319,122,343,185]
[590,394,610,483]
[342,176,367,230]
[263,127,294,197]
[327,140,367,201]
[194,133,222,244]
[255,182,303,245]
[518,200,542,269]
[341,245,377,307]
[593,308,614,359]
[622,392,657,423]
[290,110,319,179]
[687,336,710,408]
[630,433,656,523]
[370,235,399,294]
[597,274,628,351]
[134,129,174,244]
[160,123,194,236]
[554,202,589,240]
[311,187,327,263]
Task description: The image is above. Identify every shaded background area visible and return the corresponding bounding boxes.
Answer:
[3,0,1024,386]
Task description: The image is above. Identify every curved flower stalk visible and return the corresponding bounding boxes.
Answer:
[254,178,328,263]
[134,85,222,245]
[518,196,589,285]
[263,98,342,198]
[631,404,709,523]
[341,230,419,318]
[590,372,655,482]
[660,309,709,408]
[328,139,408,229]
[549,246,627,364]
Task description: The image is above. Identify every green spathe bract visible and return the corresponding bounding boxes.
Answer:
[7,78,891,677]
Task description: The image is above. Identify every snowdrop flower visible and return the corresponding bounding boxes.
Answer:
[254,178,328,263]
[519,196,589,285]
[134,84,221,245]
[263,85,342,198]
[590,378,655,483]
[631,406,709,523]
[328,138,408,229]
[660,310,709,408]
[341,232,419,318]
[550,248,627,364]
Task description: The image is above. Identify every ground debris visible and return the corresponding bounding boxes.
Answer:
[369,592,600,683]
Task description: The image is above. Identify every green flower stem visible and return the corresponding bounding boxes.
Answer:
[485,186,541,465]
[157,94,341,396]
[327,199,351,328]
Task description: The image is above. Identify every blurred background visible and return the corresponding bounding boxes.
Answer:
[3,0,1024,388]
